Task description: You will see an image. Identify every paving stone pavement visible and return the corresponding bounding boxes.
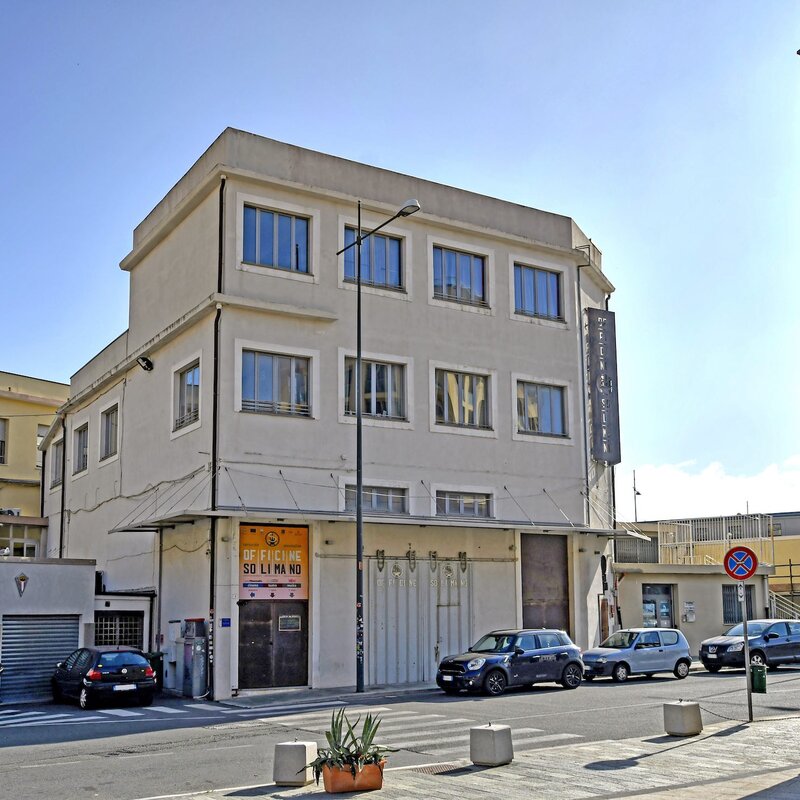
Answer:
[159,716,800,800]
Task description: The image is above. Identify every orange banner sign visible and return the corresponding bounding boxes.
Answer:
[239,524,308,600]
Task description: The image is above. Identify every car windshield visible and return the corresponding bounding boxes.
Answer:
[725,622,769,637]
[600,631,637,648]
[471,634,515,653]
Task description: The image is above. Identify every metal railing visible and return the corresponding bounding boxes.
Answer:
[769,590,800,620]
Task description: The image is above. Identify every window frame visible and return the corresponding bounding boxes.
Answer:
[342,225,405,291]
[99,401,120,463]
[508,253,572,328]
[72,422,89,476]
[338,214,414,300]
[429,360,497,439]
[337,476,414,514]
[512,262,563,321]
[241,350,312,417]
[0,417,7,465]
[50,439,64,488]
[511,373,573,446]
[427,235,494,315]
[170,352,203,439]
[237,192,321,285]
[235,339,320,420]
[722,584,754,624]
[36,423,48,469]
[0,523,43,557]
[515,379,568,438]
[433,486,494,519]
[343,484,410,515]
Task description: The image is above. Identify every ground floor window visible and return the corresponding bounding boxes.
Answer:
[722,584,754,624]
[94,611,145,648]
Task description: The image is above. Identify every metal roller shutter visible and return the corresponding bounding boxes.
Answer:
[0,615,80,703]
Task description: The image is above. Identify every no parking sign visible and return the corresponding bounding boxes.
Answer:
[724,546,758,581]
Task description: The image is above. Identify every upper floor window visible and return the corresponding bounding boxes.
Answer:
[433,245,486,306]
[435,369,490,429]
[0,526,41,557]
[0,418,7,464]
[51,440,63,487]
[436,490,491,518]
[36,424,48,468]
[73,424,88,474]
[343,227,403,289]
[175,362,200,431]
[344,358,406,420]
[243,205,309,273]
[516,381,566,436]
[100,405,119,461]
[242,350,309,416]
[345,485,408,514]
[514,263,562,320]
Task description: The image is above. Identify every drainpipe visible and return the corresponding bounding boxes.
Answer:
[207,175,226,699]
[40,448,47,519]
[59,416,67,557]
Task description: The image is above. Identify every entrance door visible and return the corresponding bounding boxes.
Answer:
[238,600,308,689]
[521,534,569,630]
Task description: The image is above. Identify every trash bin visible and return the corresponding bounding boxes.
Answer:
[751,664,767,694]
[146,652,164,693]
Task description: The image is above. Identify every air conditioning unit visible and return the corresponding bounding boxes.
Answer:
[0,508,21,517]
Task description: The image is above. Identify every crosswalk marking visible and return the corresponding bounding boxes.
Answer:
[380,721,528,745]
[96,708,143,717]
[0,712,73,726]
[386,726,545,750]
[432,732,581,755]
[184,703,223,712]
[148,705,187,714]
[267,706,393,724]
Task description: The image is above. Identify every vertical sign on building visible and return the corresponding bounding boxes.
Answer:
[586,308,621,465]
[239,525,309,600]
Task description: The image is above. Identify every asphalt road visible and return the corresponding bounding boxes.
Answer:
[2,666,799,800]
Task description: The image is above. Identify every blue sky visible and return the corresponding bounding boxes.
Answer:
[2,1,798,519]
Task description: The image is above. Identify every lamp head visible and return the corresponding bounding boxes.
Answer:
[136,356,154,372]
[398,199,421,217]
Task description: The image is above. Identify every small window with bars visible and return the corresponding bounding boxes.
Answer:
[722,584,754,625]
[94,611,145,648]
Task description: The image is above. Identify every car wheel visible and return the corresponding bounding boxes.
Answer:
[483,669,507,696]
[560,663,582,689]
[79,687,93,710]
[51,680,63,703]
[674,659,691,679]
[750,651,767,667]
[611,663,629,683]
[584,674,595,681]
[703,663,722,673]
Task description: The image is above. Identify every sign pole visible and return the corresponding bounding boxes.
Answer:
[725,546,758,724]
[739,582,753,723]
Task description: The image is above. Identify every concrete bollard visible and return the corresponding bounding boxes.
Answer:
[470,723,514,766]
[663,701,703,736]
[273,740,318,786]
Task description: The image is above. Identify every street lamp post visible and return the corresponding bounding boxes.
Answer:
[336,198,421,692]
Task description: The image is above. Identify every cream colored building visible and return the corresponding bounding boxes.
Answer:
[41,129,621,699]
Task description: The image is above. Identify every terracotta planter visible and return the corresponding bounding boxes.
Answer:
[321,760,385,793]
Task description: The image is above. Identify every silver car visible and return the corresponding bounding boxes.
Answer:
[582,628,692,682]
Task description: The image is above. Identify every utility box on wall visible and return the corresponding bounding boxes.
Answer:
[182,618,207,698]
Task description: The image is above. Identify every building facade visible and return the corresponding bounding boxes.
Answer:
[41,129,620,699]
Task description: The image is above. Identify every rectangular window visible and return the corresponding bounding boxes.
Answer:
[0,526,41,558]
[94,611,145,648]
[344,358,406,420]
[241,350,310,416]
[243,205,309,273]
[345,485,408,514]
[343,227,403,289]
[436,490,491,518]
[73,424,88,474]
[722,584,754,624]
[100,405,119,460]
[435,369,490,429]
[0,418,7,464]
[514,263,561,320]
[51,440,63,487]
[175,362,200,430]
[516,381,566,436]
[433,245,486,306]
[36,424,48,468]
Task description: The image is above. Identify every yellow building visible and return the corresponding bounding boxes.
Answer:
[0,371,68,555]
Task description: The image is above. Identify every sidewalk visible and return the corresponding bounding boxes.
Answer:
[145,714,800,800]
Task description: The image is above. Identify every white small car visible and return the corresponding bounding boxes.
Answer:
[581,628,692,682]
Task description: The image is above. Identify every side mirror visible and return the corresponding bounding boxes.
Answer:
[634,643,645,650]
[514,647,524,656]
[765,632,779,640]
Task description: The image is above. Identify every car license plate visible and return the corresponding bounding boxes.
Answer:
[113,684,136,691]
[706,654,717,659]
[442,675,453,682]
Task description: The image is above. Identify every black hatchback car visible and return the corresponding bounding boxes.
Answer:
[52,646,156,709]
[436,629,584,696]
[700,619,800,671]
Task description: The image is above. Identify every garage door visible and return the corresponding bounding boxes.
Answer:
[0,615,80,703]
[521,533,570,631]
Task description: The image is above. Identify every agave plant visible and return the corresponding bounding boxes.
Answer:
[306,707,394,784]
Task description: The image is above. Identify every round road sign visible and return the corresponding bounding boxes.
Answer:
[724,546,759,581]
